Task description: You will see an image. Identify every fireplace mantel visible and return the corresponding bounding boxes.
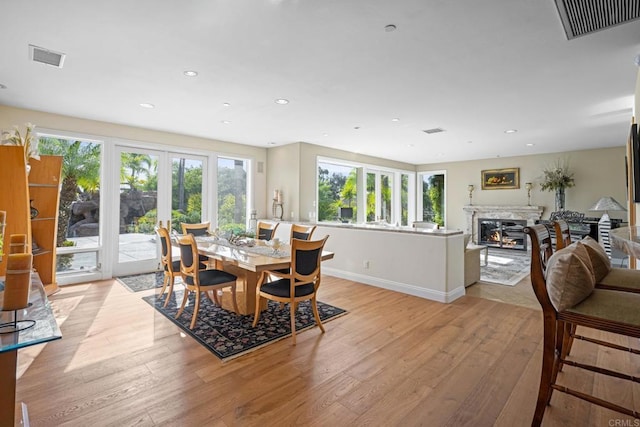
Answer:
[463,205,544,244]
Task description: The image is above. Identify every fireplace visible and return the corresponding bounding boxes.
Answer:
[463,205,543,247]
[478,218,527,250]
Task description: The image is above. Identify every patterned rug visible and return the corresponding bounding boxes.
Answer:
[116,271,172,292]
[142,289,347,361]
[480,247,531,286]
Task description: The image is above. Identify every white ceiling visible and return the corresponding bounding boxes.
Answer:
[1,0,639,165]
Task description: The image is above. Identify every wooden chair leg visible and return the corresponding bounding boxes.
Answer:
[190,291,201,329]
[533,314,557,426]
[290,302,297,345]
[163,275,175,308]
[311,297,325,333]
[175,288,189,319]
[159,273,169,298]
[252,294,262,327]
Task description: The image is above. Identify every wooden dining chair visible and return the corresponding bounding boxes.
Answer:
[156,222,184,308]
[271,224,318,277]
[253,236,329,344]
[257,221,279,241]
[176,234,239,329]
[181,221,211,236]
[524,224,640,425]
[290,224,316,242]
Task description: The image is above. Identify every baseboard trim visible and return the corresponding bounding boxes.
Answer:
[322,267,465,303]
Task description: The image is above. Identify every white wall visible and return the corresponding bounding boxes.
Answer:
[420,147,627,232]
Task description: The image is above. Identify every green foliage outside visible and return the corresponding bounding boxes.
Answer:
[423,174,445,227]
[318,166,358,222]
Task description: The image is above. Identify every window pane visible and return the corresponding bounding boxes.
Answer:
[401,174,409,226]
[318,162,357,222]
[422,173,445,227]
[381,173,392,223]
[218,157,247,233]
[366,172,376,222]
[118,151,158,263]
[38,137,102,273]
[171,157,203,233]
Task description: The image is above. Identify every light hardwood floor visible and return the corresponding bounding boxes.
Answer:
[15,276,640,426]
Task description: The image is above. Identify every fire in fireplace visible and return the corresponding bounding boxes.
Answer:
[478,218,527,250]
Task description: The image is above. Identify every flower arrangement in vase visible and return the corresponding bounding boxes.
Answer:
[540,159,575,211]
[1,123,40,171]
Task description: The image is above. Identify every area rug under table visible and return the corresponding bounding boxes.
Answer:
[480,247,531,286]
[142,290,347,361]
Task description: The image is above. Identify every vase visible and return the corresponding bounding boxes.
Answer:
[555,188,565,211]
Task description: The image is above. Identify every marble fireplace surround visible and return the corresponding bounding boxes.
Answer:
[463,205,544,244]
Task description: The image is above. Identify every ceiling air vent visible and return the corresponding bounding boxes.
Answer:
[554,0,640,40]
[423,127,445,134]
[29,44,66,68]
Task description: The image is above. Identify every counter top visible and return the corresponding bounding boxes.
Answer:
[262,219,463,237]
[611,226,640,259]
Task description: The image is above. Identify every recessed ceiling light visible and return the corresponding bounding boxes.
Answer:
[391,118,400,122]
[183,70,198,77]
[504,129,518,134]
[354,126,360,130]
[139,103,155,109]
[385,24,397,32]
[221,120,231,124]
[407,144,414,147]
[267,142,277,145]
[0,84,6,89]
[223,102,231,107]
[323,133,329,137]
[275,99,289,105]
[466,140,473,144]
[526,143,535,147]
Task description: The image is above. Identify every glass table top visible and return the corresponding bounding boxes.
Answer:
[0,274,62,353]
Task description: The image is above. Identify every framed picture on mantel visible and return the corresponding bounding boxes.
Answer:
[481,168,520,190]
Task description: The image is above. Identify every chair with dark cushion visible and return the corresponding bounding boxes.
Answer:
[181,221,211,267]
[290,224,316,241]
[181,221,211,236]
[176,234,239,329]
[156,223,182,308]
[252,236,329,344]
[524,224,640,425]
[257,221,279,241]
[272,224,318,276]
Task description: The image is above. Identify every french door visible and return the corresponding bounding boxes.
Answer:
[112,147,208,276]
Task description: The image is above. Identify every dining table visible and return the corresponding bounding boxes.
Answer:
[187,236,334,315]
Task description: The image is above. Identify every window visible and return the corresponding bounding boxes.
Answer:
[217,157,248,233]
[318,161,358,222]
[38,135,102,275]
[171,156,204,233]
[419,171,446,227]
[318,157,414,225]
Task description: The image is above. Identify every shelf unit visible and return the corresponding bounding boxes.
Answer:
[0,147,62,295]
[28,155,63,295]
[0,146,31,277]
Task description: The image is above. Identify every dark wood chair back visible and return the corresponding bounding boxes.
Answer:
[552,219,572,250]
